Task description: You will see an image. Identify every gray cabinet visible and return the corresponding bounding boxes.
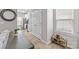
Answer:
[0,31,9,49]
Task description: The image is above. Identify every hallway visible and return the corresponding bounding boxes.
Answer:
[3,9,78,49]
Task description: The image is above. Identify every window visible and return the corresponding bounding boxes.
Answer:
[56,9,74,34]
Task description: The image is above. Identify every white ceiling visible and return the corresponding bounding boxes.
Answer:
[17,9,41,14]
[17,9,31,14]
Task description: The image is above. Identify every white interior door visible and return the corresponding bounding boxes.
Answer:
[30,10,42,39]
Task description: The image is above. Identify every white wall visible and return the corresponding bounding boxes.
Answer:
[74,10,79,33]
[17,12,25,18]
[41,9,47,43]
[74,9,79,48]
[41,9,54,44]
[28,9,53,44]
[0,9,17,32]
[47,9,53,42]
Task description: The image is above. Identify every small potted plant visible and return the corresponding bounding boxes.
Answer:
[14,28,20,34]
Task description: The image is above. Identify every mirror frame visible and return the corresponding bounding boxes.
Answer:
[0,9,16,21]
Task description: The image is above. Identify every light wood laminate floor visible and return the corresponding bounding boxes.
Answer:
[6,31,34,49]
[24,31,64,49]
[6,30,65,49]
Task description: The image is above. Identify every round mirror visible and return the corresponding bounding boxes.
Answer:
[0,9,16,21]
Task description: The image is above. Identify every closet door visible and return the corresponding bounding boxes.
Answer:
[31,10,42,39]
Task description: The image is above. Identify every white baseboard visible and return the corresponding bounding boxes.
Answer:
[40,39,51,45]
